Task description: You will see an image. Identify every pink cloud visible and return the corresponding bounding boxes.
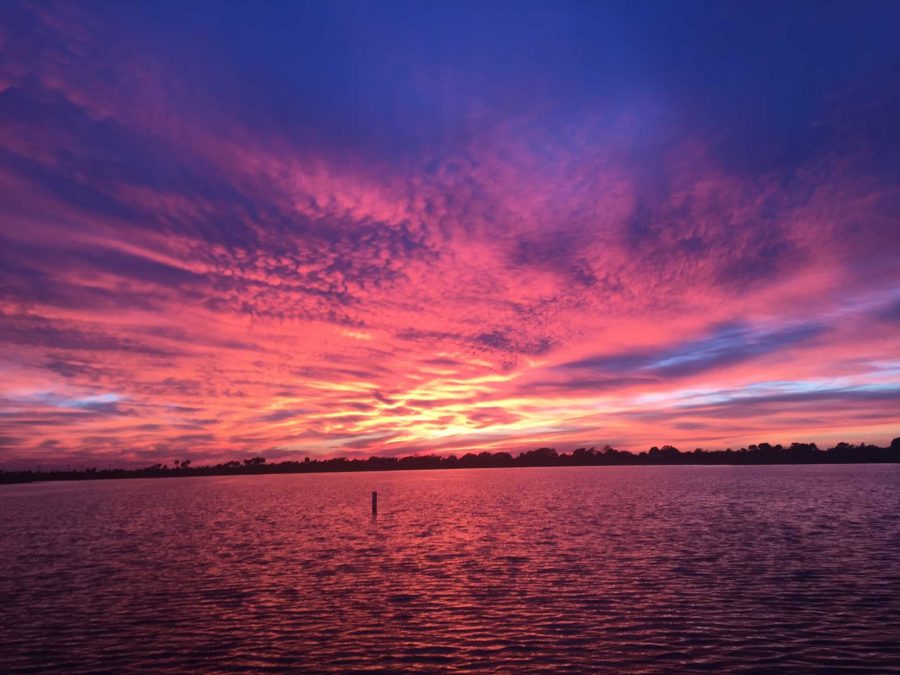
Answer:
[0,3,898,467]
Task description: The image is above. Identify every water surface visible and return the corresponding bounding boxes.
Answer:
[2,465,899,672]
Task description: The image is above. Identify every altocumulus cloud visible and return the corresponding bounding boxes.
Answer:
[0,1,898,465]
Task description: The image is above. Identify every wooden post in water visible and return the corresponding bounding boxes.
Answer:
[371,490,378,516]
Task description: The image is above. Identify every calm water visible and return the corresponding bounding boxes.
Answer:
[2,465,899,672]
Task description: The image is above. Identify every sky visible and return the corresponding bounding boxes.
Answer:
[1,0,899,467]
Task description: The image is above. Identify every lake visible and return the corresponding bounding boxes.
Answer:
[2,465,899,671]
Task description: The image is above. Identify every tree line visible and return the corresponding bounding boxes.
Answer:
[2,438,899,484]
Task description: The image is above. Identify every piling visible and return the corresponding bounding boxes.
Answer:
[372,490,378,516]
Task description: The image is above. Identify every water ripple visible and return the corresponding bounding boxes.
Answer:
[1,465,899,671]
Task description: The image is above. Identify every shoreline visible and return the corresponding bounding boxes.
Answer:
[4,442,899,485]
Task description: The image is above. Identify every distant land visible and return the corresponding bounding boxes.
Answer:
[3,439,899,484]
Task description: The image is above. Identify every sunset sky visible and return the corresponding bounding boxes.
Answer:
[1,1,899,467]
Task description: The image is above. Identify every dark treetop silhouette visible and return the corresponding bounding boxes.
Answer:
[2,439,899,484]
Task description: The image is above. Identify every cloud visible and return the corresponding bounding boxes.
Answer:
[0,2,898,465]
[876,298,900,323]
[557,322,827,379]
[0,313,179,356]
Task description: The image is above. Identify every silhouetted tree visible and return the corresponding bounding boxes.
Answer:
[3,437,900,485]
